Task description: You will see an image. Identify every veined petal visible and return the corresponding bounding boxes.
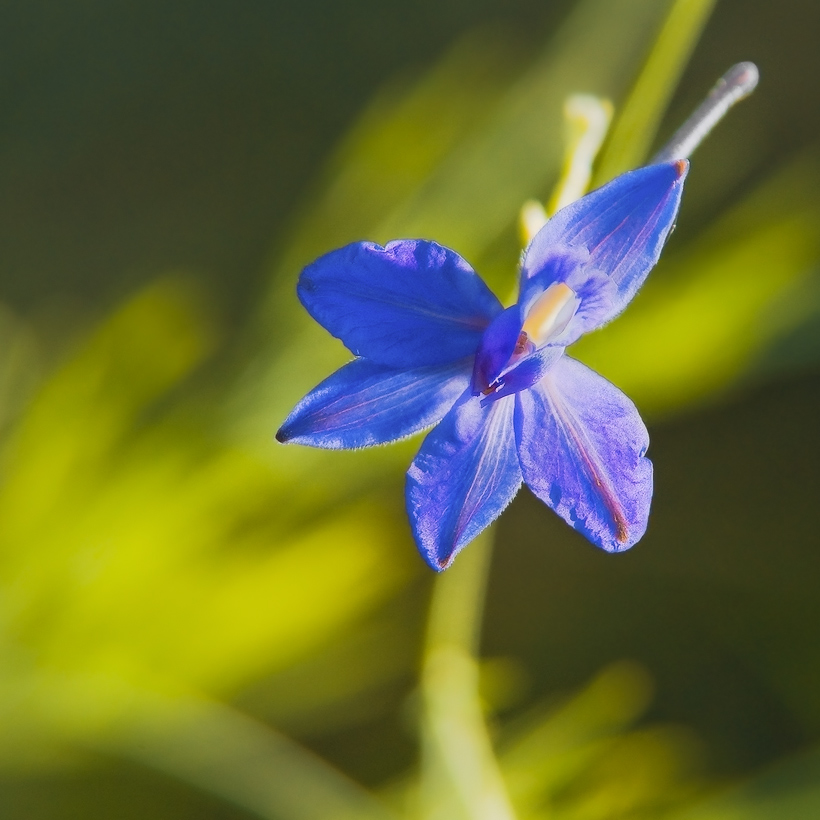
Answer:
[519,251,617,347]
[276,357,472,449]
[407,391,521,570]
[298,240,503,368]
[518,246,590,322]
[515,356,652,551]
[521,161,687,330]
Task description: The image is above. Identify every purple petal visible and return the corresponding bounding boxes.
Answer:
[406,391,521,570]
[518,246,590,320]
[521,161,687,330]
[471,306,524,395]
[515,356,652,551]
[519,249,617,347]
[482,344,564,404]
[298,240,503,368]
[277,357,472,449]
[560,266,619,342]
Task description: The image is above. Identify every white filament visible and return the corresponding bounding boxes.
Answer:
[653,62,759,163]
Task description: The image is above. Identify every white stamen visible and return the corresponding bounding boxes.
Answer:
[522,283,578,346]
[653,62,759,163]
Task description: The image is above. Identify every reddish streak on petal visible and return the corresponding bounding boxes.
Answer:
[546,376,630,545]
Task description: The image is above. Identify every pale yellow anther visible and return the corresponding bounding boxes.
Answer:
[521,283,578,345]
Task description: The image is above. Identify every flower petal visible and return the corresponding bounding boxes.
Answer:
[519,250,617,347]
[276,357,472,449]
[298,240,503,368]
[483,344,564,404]
[406,391,521,570]
[471,306,523,395]
[515,356,652,551]
[518,246,590,321]
[521,161,687,330]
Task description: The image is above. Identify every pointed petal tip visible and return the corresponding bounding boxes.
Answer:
[418,536,462,572]
[275,426,290,443]
[651,158,689,182]
[673,158,689,178]
[430,553,452,572]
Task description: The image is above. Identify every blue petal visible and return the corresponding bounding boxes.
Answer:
[519,248,617,347]
[298,240,503,368]
[518,246,590,320]
[276,357,472,449]
[482,344,564,404]
[471,306,523,394]
[406,391,521,570]
[515,356,653,551]
[521,161,687,329]
[558,266,618,343]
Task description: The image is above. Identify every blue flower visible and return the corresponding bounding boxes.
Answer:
[277,161,688,570]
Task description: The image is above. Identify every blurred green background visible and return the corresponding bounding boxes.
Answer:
[0,0,819,818]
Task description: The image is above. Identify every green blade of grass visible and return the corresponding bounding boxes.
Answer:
[593,0,718,185]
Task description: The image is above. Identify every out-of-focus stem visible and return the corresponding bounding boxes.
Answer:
[519,94,612,254]
[592,0,718,185]
[420,527,517,820]
[547,95,613,217]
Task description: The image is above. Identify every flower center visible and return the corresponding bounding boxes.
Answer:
[521,282,578,346]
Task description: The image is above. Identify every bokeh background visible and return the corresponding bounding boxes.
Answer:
[0,0,819,817]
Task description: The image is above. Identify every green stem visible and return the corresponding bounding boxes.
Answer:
[592,0,718,185]
[420,527,517,820]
